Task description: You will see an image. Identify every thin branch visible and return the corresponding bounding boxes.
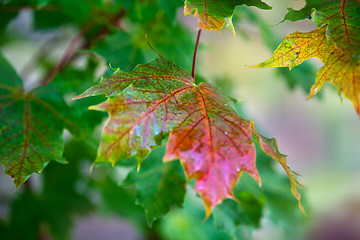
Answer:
[41,8,126,86]
[0,5,61,12]
[20,33,60,78]
[67,9,126,63]
[42,24,92,86]
[192,28,202,80]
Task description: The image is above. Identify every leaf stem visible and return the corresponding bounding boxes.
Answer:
[192,28,202,80]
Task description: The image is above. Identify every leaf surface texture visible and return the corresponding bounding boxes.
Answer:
[284,0,360,60]
[252,26,360,114]
[0,54,92,187]
[75,54,302,215]
[184,0,271,35]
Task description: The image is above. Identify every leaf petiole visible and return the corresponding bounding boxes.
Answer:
[192,28,202,80]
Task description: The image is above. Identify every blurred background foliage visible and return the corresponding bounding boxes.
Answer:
[0,0,359,239]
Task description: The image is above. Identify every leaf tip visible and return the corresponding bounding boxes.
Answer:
[89,162,95,173]
[299,203,306,215]
[13,176,28,190]
[232,30,236,38]
[254,174,262,187]
[14,181,22,190]
[224,17,236,37]
[136,162,141,172]
[248,62,265,69]
[204,207,212,220]
[353,97,360,116]
[307,84,323,100]
[72,90,92,100]
[89,102,105,111]
[72,95,82,100]
[110,159,117,167]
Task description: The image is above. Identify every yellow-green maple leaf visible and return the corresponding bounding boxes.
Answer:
[251,26,360,115]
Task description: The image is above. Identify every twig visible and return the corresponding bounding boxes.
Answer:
[42,24,92,86]
[20,33,60,78]
[41,8,126,86]
[67,9,126,63]
[0,5,60,11]
[192,28,202,80]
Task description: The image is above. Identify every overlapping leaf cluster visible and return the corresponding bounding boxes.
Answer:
[253,0,360,114]
[0,0,129,189]
[0,0,188,187]
[0,0,307,238]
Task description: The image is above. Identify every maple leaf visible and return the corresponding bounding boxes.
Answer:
[125,147,186,226]
[74,54,303,216]
[184,0,271,35]
[0,55,65,187]
[251,26,360,115]
[283,0,360,60]
[0,54,93,188]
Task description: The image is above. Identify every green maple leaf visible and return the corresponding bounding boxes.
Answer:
[184,0,271,35]
[74,54,303,216]
[0,140,94,240]
[0,54,64,187]
[251,26,360,115]
[0,54,91,187]
[125,146,186,226]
